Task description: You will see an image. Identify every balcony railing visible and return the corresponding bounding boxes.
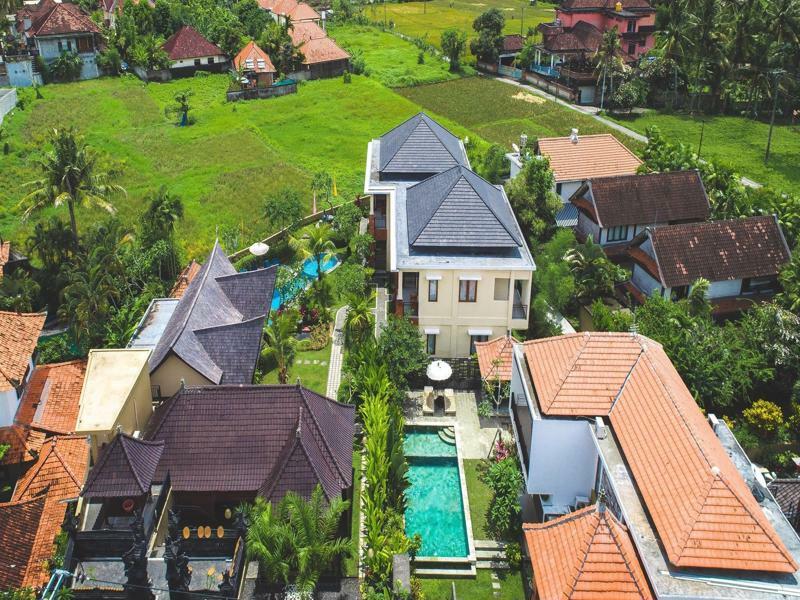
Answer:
[513,303,528,320]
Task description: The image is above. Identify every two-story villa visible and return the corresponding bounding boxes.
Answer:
[365,113,535,357]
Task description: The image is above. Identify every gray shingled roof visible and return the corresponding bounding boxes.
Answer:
[378,113,467,177]
[149,242,276,385]
[82,434,164,498]
[406,166,522,249]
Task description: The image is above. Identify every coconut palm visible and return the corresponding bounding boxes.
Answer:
[58,258,122,348]
[565,238,626,304]
[290,224,338,281]
[0,270,40,313]
[344,290,375,345]
[246,497,294,588]
[262,310,298,384]
[594,27,624,110]
[21,128,125,242]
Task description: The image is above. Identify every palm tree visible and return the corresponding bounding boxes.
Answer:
[0,0,20,19]
[655,0,691,108]
[142,187,184,240]
[0,270,41,313]
[565,238,626,304]
[246,497,294,588]
[594,27,623,110]
[290,224,338,281]
[21,128,125,242]
[58,258,122,348]
[262,310,298,384]
[344,290,375,345]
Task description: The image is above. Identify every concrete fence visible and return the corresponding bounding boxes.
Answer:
[226,82,297,102]
[476,61,579,103]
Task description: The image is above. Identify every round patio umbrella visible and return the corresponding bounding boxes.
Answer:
[426,359,452,382]
[249,241,270,256]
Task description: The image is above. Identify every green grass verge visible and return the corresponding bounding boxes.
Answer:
[418,569,524,599]
[463,459,491,540]
[0,74,425,257]
[345,449,362,578]
[328,24,473,87]
[606,110,800,193]
[260,340,333,394]
[397,76,645,154]
[364,0,556,54]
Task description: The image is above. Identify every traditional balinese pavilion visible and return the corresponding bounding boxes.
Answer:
[68,384,355,598]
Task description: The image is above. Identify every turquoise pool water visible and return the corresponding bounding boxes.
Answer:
[404,427,469,558]
[269,254,340,311]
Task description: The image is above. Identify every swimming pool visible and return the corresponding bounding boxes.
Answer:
[270,254,340,311]
[404,426,470,559]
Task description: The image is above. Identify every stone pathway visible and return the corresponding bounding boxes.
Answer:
[325,306,347,399]
[491,570,501,597]
[374,286,389,335]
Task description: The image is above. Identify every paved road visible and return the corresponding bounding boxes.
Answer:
[493,76,762,188]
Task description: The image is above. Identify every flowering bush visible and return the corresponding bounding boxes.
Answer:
[492,437,515,462]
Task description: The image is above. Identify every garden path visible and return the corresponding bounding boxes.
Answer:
[326,306,348,399]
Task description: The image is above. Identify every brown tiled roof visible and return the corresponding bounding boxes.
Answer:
[769,479,800,531]
[271,0,297,15]
[522,332,798,573]
[162,25,225,61]
[475,335,515,381]
[7,435,89,588]
[82,434,164,498]
[233,41,276,74]
[289,2,320,21]
[541,20,604,53]
[561,0,653,10]
[537,134,642,183]
[146,385,355,500]
[524,503,653,600]
[0,241,9,278]
[289,20,327,44]
[0,311,46,392]
[0,425,44,466]
[16,360,87,435]
[578,171,709,228]
[502,34,525,53]
[289,23,350,64]
[0,496,47,590]
[644,216,791,288]
[28,1,100,36]
[170,260,201,299]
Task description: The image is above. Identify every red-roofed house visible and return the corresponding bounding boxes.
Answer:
[233,40,276,87]
[508,332,800,599]
[162,25,228,75]
[9,0,102,87]
[0,311,46,427]
[289,21,349,79]
[259,0,321,25]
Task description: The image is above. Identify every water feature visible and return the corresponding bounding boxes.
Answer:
[404,426,469,558]
[269,254,340,312]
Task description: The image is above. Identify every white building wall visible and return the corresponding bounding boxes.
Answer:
[0,88,18,124]
[5,58,41,88]
[631,264,662,297]
[0,389,19,427]
[171,55,226,69]
[576,211,600,242]
[556,180,582,201]
[707,279,742,299]
[528,419,599,506]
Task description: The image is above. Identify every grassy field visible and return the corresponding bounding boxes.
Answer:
[328,24,473,87]
[419,570,524,599]
[261,340,333,394]
[398,76,645,153]
[0,74,428,257]
[364,0,556,54]
[607,110,800,192]
[464,459,491,539]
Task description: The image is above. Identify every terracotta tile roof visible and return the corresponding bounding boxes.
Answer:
[295,34,350,65]
[0,425,44,466]
[644,216,791,288]
[524,503,653,600]
[233,41,276,74]
[502,34,525,53]
[15,360,87,435]
[577,171,710,228]
[0,496,47,590]
[271,0,297,15]
[0,241,9,278]
[289,2,320,21]
[0,311,46,392]
[146,385,355,500]
[82,434,164,498]
[162,25,225,61]
[537,134,642,183]
[6,435,89,588]
[475,335,515,381]
[27,1,100,36]
[522,332,799,573]
[170,260,202,299]
[542,20,604,53]
[289,20,327,44]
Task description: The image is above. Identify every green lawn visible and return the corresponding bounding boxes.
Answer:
[0,74,426,257]
[345,449,363,577]
[397,76,645,154]
[365,0,556,55]
[261,340,333,394]
[606,110,800,193]
[418,569,524,599]
[464,459,491,540]
[328,24,472,88]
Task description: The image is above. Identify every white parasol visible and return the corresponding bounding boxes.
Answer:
[426,359,452,382]
[249,242,270,256]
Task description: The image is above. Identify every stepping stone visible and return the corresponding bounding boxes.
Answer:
[304,360,311,364]
[321,361,327,366]
[313,359,320,364]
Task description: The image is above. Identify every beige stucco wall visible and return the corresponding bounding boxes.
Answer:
[404,267,532,357]
[150,353,213,400]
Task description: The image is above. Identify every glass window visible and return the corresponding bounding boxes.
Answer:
[626,20,635,32]
[627,42,636,56]
[428,279,438,302]
[606,225,629,243]
[426,334,436,355]
[469,335,488,355]
[245,58,254,68]
[556,182,563,195]
[494,278,509,301]
[208,57,215,64]
[459,280,477,302]
[194,58,201,66]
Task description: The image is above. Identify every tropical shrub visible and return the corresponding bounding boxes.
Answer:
[483,456,522,540]
[743,399,784,437]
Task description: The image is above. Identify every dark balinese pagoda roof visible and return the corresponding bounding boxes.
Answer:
[149,241,276,385]
[82,434,165,498]
[145,385,355,500]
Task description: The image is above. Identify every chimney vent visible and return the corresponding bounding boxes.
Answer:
[594,416,607,440]
[570,128,579,144]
